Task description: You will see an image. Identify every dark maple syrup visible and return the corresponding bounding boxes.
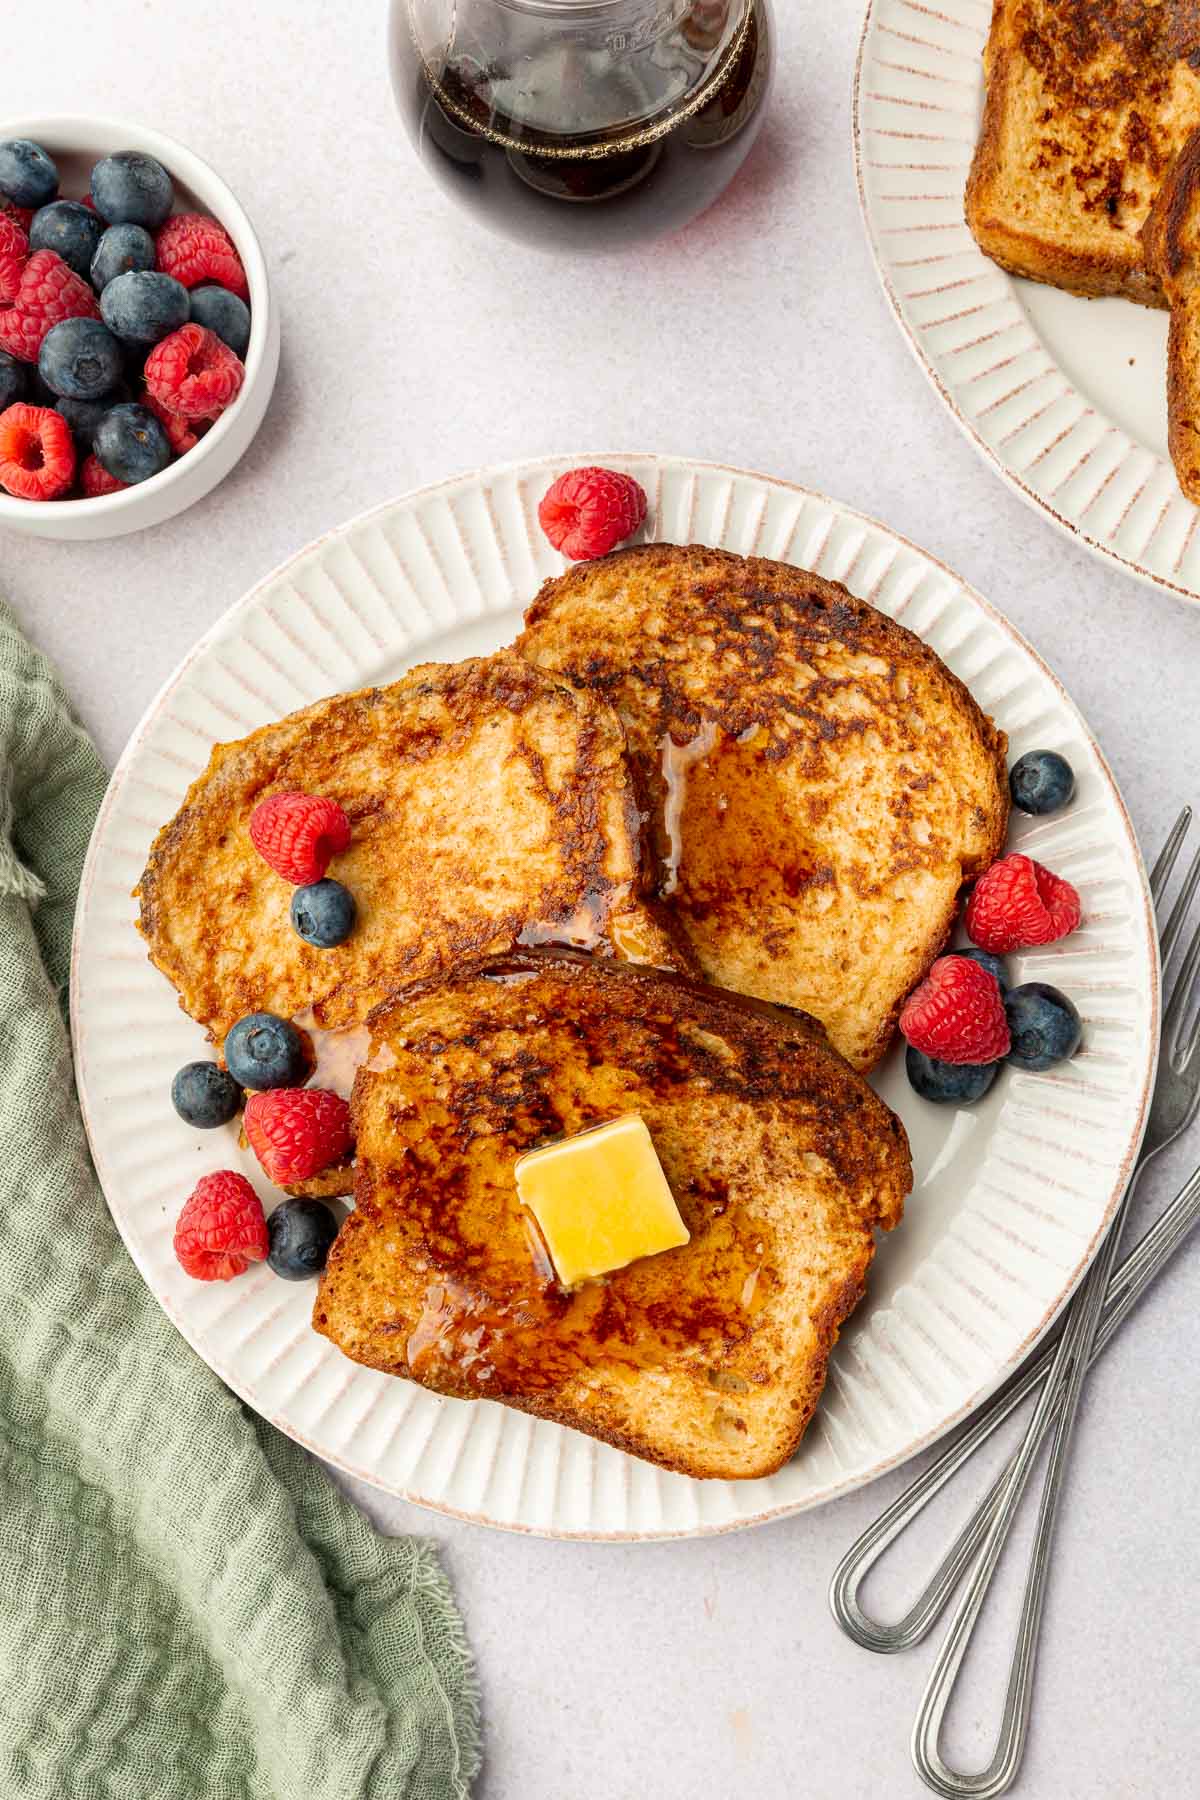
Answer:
[358,957,781,1399]
[392,0,774,251]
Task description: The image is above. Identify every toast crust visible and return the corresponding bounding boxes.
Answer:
[314,950,912,1481]
[966,1,1200,306]
[518,544,1009,1072]
[1142,124,1200,499]
[135,650,690,1050]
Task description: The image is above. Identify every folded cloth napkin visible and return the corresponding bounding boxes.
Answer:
[0,602,480,1800]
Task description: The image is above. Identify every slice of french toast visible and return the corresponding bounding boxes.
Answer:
[314,950,912,1481]
[518,544,1008,1073]
[966,1,1200,305]
[1143,125,1200,501]
[135,650,690,1053]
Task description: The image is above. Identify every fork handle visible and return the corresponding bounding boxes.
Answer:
[831,1160,1200,1655]
[909,1210,1123,1799]
[829,1159,1149,1653]
[829,1352,1052,1651]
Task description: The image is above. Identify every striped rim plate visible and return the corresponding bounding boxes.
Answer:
[71,455,1157,1537]
[855,0,1200,604]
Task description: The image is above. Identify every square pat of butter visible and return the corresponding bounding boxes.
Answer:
[515,1113,690,1289]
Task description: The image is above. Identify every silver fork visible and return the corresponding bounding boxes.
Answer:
[828,808,1200,1797]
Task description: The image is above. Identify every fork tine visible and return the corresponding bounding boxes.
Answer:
[1150,806,1192,904]
[1162,843,1200,968]
[1164,911,1200,1056]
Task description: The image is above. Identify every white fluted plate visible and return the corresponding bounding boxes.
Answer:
[71,455,1157,1538]
[855,0,1200,604]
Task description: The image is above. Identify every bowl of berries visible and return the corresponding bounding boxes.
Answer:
[0,116,278,539]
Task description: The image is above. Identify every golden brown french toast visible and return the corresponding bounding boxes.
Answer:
[314,950,912,1481]
[135,650,690,1053]
[518,544,1008,1072]
[1143,124,1200,498]
[966,0,1200,305]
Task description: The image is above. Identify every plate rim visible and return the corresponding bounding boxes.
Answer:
[70,451,1160,1539]
[852,0,1200,610]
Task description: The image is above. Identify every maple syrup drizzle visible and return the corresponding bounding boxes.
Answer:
[400,1201,776,1397]
[290,1009,396,1100]
[662,720,769,898]
[515,881,667,969]
[660,721,720,897]
[516,887,623,953]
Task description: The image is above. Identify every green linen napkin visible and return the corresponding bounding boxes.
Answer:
[0,601,480,1800]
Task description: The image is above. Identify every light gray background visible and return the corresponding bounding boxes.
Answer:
[6,4,1197,1796]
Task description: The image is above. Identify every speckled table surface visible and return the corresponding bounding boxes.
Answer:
[7,3,1198,1795]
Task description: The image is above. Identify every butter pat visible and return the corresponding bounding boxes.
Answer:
[515,1113,690,1289]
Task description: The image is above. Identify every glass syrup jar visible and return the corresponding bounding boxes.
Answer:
[391,0,775,250]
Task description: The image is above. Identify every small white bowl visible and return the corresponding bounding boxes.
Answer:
[0,115,279,541]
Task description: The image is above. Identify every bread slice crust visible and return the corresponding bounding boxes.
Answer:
[966,1,1200,306]
[518,543,1009,1072]
[1142,124,1200,499]
[314,949,912,1481]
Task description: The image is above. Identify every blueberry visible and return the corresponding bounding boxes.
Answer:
[171,1060,243,1128]
[29,199,104,279]
[267,1198,340,1280]
[93,403,171,485]
[1009,750,1076,816]
[1004,983,1082,1072]
[290,879,357,948]
[0,351,26,411]
[55,385,130,450]
[189,284,251,359]
[90,151,173,228]
[224,1011,310,1091]
[906,1046,1001,1106]
[90,221,156,291]
[0,139,58,209]
[959,947,1010,995]
[100,269,189,345]
[38,317,123,402]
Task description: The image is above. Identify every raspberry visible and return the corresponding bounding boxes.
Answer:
[900,955,1011,1066]
[156,211,249,300]
[538,466,648,561]
[244,1088,352,1186]
[11,248,99,320]
[141,384,205,454]
[173,1170,269,1281]
[0,198,34,234]
[0,215,29,306]
[144,322,244,420]
[249,791,352,885]
[0,308,43,362]
[0,248,99,361]
[0,403,76,500]
[965,854,1081,954]
[80,452,127,497]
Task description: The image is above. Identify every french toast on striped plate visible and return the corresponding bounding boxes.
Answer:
[519,543,1009,1072]
[965,0,1200,500]
[315,950,912,1481]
